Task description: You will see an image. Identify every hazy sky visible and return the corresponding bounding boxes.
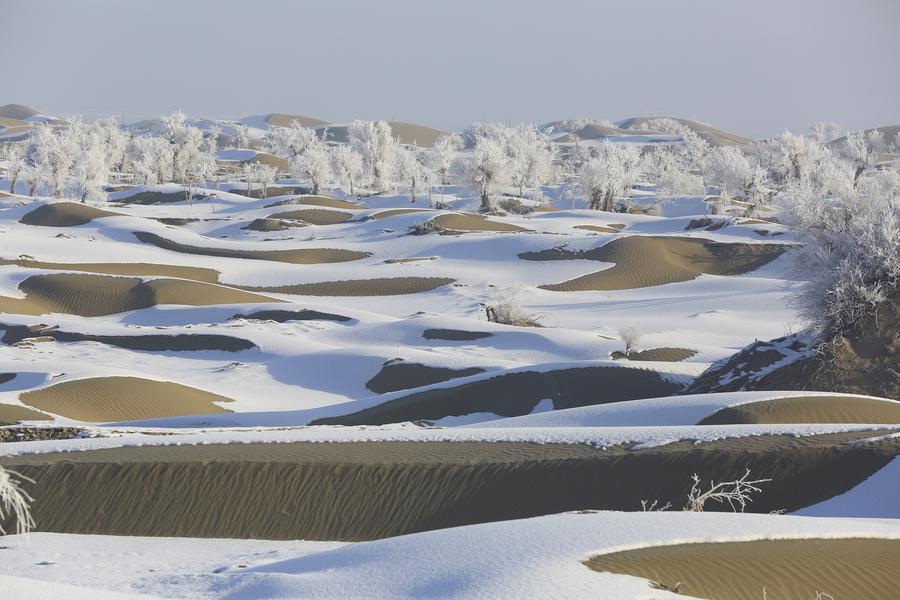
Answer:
[4,0,898,137]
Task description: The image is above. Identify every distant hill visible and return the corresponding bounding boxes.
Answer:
[0,103,39,120]
[319,121,447,147]
[617,116,755,147]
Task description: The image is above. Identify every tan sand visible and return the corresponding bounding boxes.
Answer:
[313,365,684,425]
[2,432,896,541]
[365,362,485,394]
[320,122,445,146]
[231,309,351,323]
[618,116,756,147]
[242,218,302,232]
[1,322,256,352]
[586,538,900,600]
[251,277,454,297]
[520,236,785,291]
[368,208,433,220]
[382,256,437,264]
[264,195,361,209]
[265,113,329,128]
[0,258,220,283]
[574,224,622,234]
[531,204,560,212]
[154,217,200,226]
[422,328,494,341]
[622,347,697,362]
[0,273,279,317]
[0,403,52,425]
[267,208,353,225]
[112,190,199,204]
[700,395,900,425]
[19,202,122,227]
[246,151,288,172]
[134,231,369,264]
[432,213,528,233]
[19,376,233,422]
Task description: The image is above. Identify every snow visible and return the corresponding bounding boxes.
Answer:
[3,512,897,599]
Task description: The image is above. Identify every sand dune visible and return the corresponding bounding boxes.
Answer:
[432,213,528,233]
[586,538,900,600]
[231,309,352,323]
[264,195,361,209]
[134,231,369,264]
[251,277,454,297]
[618,116,756,147]
[0,273,278,317]
[19,376,234,422]
[0,323,257,352]
[267,208,353,225]
[313,365,684,425]
[368,208,433,220]
[0,258,220,283]
[2,432,894,540]
[19,202,122,227]
[0,403,51,425]
[365,362,485,394]
[699,395,900,425]
[520,236,785,291]
[154,217,200,226]
[320,122,446,147]
[422,328,494,341]
[264,113,329,128]
[111,189,204,204]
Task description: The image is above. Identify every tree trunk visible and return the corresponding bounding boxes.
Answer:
[603,190,615,212]
[312,182,320,195]
[349,177,354,196]
[480,190,491,212]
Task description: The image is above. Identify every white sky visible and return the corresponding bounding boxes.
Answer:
[4,0,898,137]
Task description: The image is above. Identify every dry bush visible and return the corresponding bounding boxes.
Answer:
[618,326,642,357]
[484,287,542,327]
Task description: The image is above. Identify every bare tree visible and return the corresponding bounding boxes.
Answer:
[684,469,771,512]
[0,466,33,535]
[618,326,642,358]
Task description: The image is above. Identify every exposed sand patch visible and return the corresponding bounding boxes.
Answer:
[264,195,361,209]
[586,538,900,600]
[520,236,786,291]
[250,277,454,297]
[231,309,352,323]
[111,190,205,205]
[422,328,494,341]
[231,185,304,199]
[432,213,528,233]
[0,323,257,352]
[368,208,433,220]
[0,258,220,283]
[613,348,697,362]
[0,403,52,425]
[313,366,684,425]
[134,231,369,264]
[2,433,895,541]
[19,376,233,422]
[366,362,485,394]
[242,218,306,232]
[267,208,353,226]
[573,225,621,234]
[154,217,200,226]
[0,273,278,317]
[19,202,122,227]
[382,256,437,264]
[265,113,329,128]
[699,395,900,425]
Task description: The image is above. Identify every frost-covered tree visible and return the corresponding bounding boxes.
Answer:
[242,162,277,198]
[29,121,79,198]
[93,117,127,176]
[127,135,173,185]
[780,167,900,340]
[394,145,432,203]
[676,129,711,176]
[578,141,642,211]
[809,122,843,144]
[842,129,887,185]
[349,120,397,192]
[504,124,554,198]
[330,144,363,196]
[428,133,464,186]
[74,131,108,203]
[641,146,705,195]
[3,144,26,195]
[293,136,331,195]
[234,124,250,148]
[455,133,509,212]
[267,120,318,167]
[702,145,755,200]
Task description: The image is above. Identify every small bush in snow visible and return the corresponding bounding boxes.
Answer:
[0,465,33,535]
[484,287,542,327]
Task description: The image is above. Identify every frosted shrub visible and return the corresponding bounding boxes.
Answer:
[0,465,33,535]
